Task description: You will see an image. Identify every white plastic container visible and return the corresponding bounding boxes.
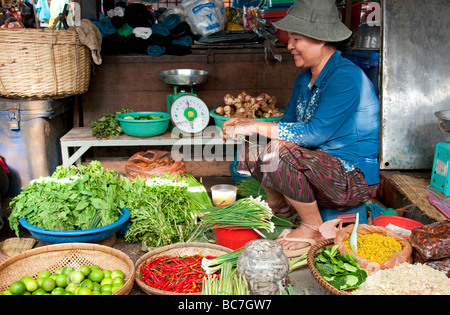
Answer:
[210,184,237,206]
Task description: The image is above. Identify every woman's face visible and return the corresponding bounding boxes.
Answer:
[287,33,326,69]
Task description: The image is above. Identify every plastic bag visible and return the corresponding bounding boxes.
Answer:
[409,220,450,262]
[35,0,51,23]
[334,224,412,273]
[125,150,186,179]
[181,0,225,36]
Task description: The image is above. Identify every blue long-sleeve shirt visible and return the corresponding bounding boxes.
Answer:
[278,51,380,185]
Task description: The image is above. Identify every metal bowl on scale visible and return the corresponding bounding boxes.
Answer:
[435,110,450,133]
[159,69,209,86]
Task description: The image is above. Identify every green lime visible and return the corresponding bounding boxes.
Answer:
[101,291,112,295]
[92,282,101,292]
[112,283,123,294]
[69,270,85,285]
[80,279,94,290]
[9,281,26,295]
[100,284,112,293]
[112,277,125,286]
[55,274,68,288]
[111,269,124,279]
[53,267,64,275]
[24,278,39,292]
[90,264,100,271]
[89,269,104,283]
[100,277,112,286]
[37,270,51,279]
[51,287,66,295]
[79,265,91,277]
[20,276,33,283]
[32,288,46,295]
[77,287,92,295]
[65,283,78,294]
[103,270,111,278]
[62,266,75,276]
[91,290,101,295]
[41,277,56,292]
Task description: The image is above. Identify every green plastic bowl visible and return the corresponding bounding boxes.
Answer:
[116,111,170,137]
[210,109,285,129]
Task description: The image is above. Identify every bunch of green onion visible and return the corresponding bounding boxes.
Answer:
[183,174,214,209]
[201,262,249,295]
[202,248,243,275]
[199,196,275,233]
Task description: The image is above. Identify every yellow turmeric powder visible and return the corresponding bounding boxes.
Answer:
[343,233,403,265]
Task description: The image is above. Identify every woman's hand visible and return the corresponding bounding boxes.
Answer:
[222,117,257,143]
[222,118,279,143]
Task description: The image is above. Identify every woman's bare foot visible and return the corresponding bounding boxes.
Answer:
[276,223,325,250]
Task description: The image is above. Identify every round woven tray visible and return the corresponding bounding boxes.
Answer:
[307,239,350,296]
[135,242,232,295]
[0,243,135,295]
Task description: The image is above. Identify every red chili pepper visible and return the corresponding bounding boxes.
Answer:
[139,255,217,293]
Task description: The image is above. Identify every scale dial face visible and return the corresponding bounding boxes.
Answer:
[170,95,210,134]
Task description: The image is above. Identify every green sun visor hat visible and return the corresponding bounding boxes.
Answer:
[272,0,352,42]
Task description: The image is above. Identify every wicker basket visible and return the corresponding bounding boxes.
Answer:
[307,239,350,296]
[0,17,91,100]
[135,242,232,295]
[0,243,135,295]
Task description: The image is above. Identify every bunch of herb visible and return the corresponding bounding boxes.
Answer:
[314,244,368,291]
[91,108,133,139]
[236,179,267,200]
[8,161,125,236]
[198,196,275,233]
[123,175,203,247]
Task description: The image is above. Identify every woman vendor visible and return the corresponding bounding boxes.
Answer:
[222,0,380,257]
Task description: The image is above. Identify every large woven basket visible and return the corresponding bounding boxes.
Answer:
[0,243,135,295]
[135,242,232,295]
[307,239,350,296]
[0,18,91,100]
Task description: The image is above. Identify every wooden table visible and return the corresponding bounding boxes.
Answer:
[60,127,240,167]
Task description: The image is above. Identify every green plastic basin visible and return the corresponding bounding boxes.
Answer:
[116,111,170,137]
[210,109,285,129]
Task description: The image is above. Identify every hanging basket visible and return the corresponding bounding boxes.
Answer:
[0,17,91,100]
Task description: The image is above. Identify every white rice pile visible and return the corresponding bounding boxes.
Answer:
[351,262,450,295]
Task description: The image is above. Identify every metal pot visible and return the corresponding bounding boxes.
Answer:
[356,22,381,49]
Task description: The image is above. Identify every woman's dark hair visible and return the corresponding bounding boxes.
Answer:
[328,31,355,52]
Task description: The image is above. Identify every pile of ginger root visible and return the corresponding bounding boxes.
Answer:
[215,91,283,119]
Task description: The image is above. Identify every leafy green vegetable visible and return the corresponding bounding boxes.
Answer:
[314,244,368,291]
[123,175,208,247]
[92,108,133,139]
[8,161,124,236]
